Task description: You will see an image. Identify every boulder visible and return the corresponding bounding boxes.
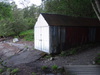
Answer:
[13,38,19,43]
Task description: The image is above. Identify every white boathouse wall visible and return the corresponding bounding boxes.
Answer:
[34,14,50,53]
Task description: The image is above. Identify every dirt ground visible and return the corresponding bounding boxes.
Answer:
[0,38,100,75]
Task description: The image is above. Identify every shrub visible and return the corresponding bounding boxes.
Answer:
[19,29,34,41]
[32,72,36,75]
[0,68,4,73]
[11,68,19,74]
[51,65,58,70]
[95,54,100,65]
[42,66,48,70]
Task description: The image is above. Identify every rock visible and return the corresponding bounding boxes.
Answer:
[92,61,95,64]
[58,66,65,73]
[0,64,4,69]
[2,72,6,75]
[46,73,55,75]
[44,60,48,63]
[27,48,30,51]
[6,69,11,75]
[1,70,11,75]
[3,41,6,43]
[58,66,63,69]
[13,38,19,43]
[57,73,62,75]
[49,57,54,61]
[17,48,26,54]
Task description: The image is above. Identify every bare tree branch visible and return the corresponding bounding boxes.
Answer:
[91,0,100,21]
[19,0,30,8]
[95,0,100,13]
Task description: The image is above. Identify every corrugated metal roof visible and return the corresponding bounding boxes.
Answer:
[41,13,100,26]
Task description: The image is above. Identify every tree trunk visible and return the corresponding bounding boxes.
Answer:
[91,0,100,21]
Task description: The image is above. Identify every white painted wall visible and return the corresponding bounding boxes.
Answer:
[35,14,49,27]
[34,14,50,53]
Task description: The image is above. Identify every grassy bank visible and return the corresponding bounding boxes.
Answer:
[19,29,34,41]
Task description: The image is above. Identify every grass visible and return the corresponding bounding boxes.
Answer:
[11,68,19,74]
[19,29,33,36]
[59,43,97,56]
[59,48,79,56]
[19,29,34,41]
[0,32,15,37]
[43,55,52,59]
[51,65,58,70]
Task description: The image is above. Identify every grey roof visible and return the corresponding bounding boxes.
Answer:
[41,13,100,26]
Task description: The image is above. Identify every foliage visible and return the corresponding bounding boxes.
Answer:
[43,54,52,59]
[0,2,13,37]
[41,66,48,70]
[0,0,42,37]
[0,2,12,19]
[32,72,36,75]
[23,4,41,29]
[19,29,33,36]
[60,43,96,56]
[19,29,34,41]
[0,18,13,37]
[0,2,40,37]
[11,5,29,35]
[0,57,19,74]
[60,48,79,56]
[0,69,4,73]
[11,68,19,74]
[43,0,96,18]
[23,34,34,41]
[95,54,100,65]
[51,65,58,70]
[0,67,19,75]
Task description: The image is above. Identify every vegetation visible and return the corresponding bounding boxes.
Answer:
[0,57,19,74]
[60,47,80,56]
[11,68,19,74]
[0,0,99,39]
[19,29,34,41]
[0,1,40,38]
[41,66,48,70]
[60,43,97,56]
[0,2,12,19]
[0,68,4,73]
[43,54,52,59]
[51,65,58,70]
[43,0,96,18]
[0,68,20,75]
[95,54,100,65]
[32,72,36,75]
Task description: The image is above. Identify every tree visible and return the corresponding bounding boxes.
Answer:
[0,1,41,37]
[0,18,13,37]
[0,2,12,37]
[0,2,12,19]
[0,1,28,37]
[23,4,40,29]
[42,0,96,18]
[11,3,29,35]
